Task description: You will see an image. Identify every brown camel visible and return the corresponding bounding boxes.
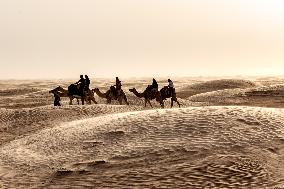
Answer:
[159,87,181,108]
[129,86,180,108]
[129,86,163,108]
[49,86,97,105]
[93,87,129,105]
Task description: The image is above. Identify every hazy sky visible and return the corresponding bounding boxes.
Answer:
[1,0,284,79]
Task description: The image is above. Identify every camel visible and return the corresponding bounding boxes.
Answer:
[129,86,163,108]
[159,87,181,108]
[49,86,97,105]
[129,86,180,108]
[93,87,129,105]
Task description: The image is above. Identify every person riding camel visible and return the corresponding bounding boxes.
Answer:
[168,79,174,96]
[75,75,86,96]
[115,77,122,97]
[85,75,90,90]
[151,78,158,95]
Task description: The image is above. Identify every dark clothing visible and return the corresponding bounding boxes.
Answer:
[115,77,122,90]
[152,79,158,96]
[85,77,90,89]
[152,79,158,89]
[78,78,86,87]
[168,79,174,96]
[78,78,85,96]
[54,93,61,106]
[110,86,117,98]
[115,77,122,97]
[168,87,174,97]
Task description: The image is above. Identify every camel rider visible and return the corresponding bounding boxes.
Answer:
[75,75,86,96]
[85,75,90,90]
[152,78,158,94]
[115,77,122,97]
[168,79,174,96]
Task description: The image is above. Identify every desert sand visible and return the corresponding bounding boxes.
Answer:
[0,77,284,188]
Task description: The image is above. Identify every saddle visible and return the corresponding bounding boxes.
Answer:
[109,85,119,99]
[161,86,174,97]
[68,84,81,96]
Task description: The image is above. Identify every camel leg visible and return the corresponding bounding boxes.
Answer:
[81,97,85,105]
[69,97,73,105]
[171,99,174,108]
[124,95,129,105]
[176,99,181,108]
[87,97,91,104]
[148,100,153,108]
[91,97,97,104]
[172,97,181,108]
[161,100,165,108]
[118,98,122,105]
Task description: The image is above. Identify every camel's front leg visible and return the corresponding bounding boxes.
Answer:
[91,97,97,104]
[162,102,165,108]
[123,96,129,105]
[81,97,85,105]
[69,97,73,105]
[176,99,181,108]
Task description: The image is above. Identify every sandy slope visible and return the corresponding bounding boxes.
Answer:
[177,79,259,99]
[0,106,283,188]
[0,78,284,188]
[189,84,284,108]
[0,104,147,145]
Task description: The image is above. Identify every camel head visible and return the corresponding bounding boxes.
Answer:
[49,89,55,94]
[49,86,65,94]
[49,86,60,93]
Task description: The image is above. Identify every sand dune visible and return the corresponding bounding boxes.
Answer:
[0,78,284,188]
[177,79,259,99]
[0,104,145,146]
[0,106,283,188]
[188,84,284,108]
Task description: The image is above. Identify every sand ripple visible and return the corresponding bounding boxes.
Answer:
[0,106,283,188]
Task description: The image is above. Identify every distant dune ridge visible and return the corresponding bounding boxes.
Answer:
[0,77,284,188]
[177,79,259,99]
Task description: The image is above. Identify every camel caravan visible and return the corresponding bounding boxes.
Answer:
[49,76,180,108]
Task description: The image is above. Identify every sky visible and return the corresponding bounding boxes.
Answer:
[1,0,284,79]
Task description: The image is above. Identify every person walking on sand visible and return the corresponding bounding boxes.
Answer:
[168,79,174,96]
[53,92,61,106]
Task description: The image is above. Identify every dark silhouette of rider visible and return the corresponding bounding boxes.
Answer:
[115,77,122,97]
[168,79,174,96]
[85,75,90,90]
[152,78,158,93]
[75,75,85,96]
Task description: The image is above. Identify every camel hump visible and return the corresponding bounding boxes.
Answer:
[68,84,79,95]
[146,85,153,91]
